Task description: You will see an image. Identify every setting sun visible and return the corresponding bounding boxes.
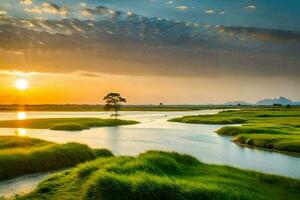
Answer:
[15,79,28,90]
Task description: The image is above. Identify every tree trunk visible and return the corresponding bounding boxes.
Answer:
[114,103,118,119]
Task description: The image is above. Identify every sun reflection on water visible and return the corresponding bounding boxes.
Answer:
[17,112,27,120]
[15,128,27,136]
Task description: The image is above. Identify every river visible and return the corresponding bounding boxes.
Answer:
[0,110,300,197]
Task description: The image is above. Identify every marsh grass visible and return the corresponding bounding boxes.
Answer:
[0,136,113,180]
[0,118,139,131]
[18,151,300,200]
[0,136,51,150]
[169,108,300,153]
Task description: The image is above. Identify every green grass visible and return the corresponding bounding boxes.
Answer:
[0,136,113,180]
[0,118,139,131]
[17,151,300,200]
[232,134,300,153]
[169,108,300,153]
[170,115,248,124]
[0,136,50,150]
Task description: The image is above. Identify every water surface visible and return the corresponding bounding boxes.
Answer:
[0,172,52,198]
[0,110,299,193]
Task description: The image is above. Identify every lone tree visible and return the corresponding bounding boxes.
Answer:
[103,93,126,119]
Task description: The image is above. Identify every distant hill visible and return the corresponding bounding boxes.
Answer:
[225,101,251,106]
[256,97,300,106]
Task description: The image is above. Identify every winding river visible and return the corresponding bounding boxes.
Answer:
[0,110,300,197]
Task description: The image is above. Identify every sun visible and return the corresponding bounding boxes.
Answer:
[15,79,29,90]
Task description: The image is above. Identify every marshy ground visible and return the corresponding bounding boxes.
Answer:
[0,118,138,131]
[0,109,300,199]
[169,108,300,153]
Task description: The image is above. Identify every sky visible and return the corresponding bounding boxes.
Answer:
[0,0,299,104]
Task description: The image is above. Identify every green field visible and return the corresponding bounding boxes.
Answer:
[0,118,138,131]
[0,136,113,180]
[169,108,300,153]
[17,151,300,200]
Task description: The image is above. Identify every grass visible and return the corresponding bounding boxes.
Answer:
[0,136,113,180]
[0,118,139,131]
[0,136,50,150]
[17,151,300,200]
[169,108,300,153]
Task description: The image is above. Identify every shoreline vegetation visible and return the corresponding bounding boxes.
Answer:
[1,107,300,199]
[169,108,300,153]
[0,118,139,131]
[16,151,300,200]
[1,136,300,199]
[0,136,113,180]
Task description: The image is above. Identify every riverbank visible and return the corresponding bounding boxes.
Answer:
[0,136,113,180]
[0,110,299,179]
[169,108,300,153]
[17,151,300,200]
[0,118,138,131]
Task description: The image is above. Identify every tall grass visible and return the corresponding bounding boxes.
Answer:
[0,136,51,150]
[18,151,300,200]
[0,136,113,180]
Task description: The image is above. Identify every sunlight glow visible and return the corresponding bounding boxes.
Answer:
[16,128,27,136]
[15,79,28,90]
[17,111,27,120]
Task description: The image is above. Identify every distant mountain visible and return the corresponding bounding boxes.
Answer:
[225,101,251,106]
[256,97,300,106]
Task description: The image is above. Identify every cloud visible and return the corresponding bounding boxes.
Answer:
[205,9,215,14]
[0,9,9,21]
[80,3,86,7]
[245,5,256,10]
[0,7,299,79]
[80,6,121,18]
[19,0,32,5]
[41,3,69,16]
[20,19,35,27]
[76,71,101,77]
[218,26,300,42]
[24,2,69,16]
[0,9,7,15]
[24,6,42,14]
[176,6,188,10]
[80,8,92,17]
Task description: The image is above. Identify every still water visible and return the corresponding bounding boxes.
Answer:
[0,110,300,197]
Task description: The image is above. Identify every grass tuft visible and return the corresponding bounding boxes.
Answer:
[0,136,113,180]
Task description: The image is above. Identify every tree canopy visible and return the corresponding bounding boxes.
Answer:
[103,93,126,118]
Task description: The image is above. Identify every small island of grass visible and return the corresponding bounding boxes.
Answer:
[0,136,113,180]
[17,151,300,200]
[0,118,139,131]
[169,108,300,153]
